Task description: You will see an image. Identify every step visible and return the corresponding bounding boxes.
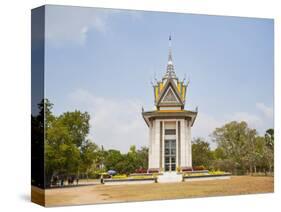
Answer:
[158,172,183,183]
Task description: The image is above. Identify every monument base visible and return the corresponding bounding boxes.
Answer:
[158,172,182,183]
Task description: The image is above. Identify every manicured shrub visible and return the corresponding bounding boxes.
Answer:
[208,170,225,175]
[112,174,127,179]
[135,167,147,173]
[148,168,159,173]
[193,165,206,171]
[181,166,193,172]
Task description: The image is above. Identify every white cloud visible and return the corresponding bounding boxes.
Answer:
[192,112,224,149]
[45,6,108,46]
[68,89,148,152]
[45,6,143,46]
[227,112,263,130]
[192,112,223,138]
[192,111,264,148]
[193,102,273,148]
[256,102,273,119]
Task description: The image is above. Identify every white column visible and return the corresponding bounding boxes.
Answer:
[148,120,153,169]
[180,119,186,167]
[151,119,160,169]
[186,120,192,167]
[161,121,165,171]
[176,120,179,167]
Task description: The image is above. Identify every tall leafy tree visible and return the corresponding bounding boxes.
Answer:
[265,128,274,151]
[80,140,100,178]
[263,128,274,173]
[212,121,257,174]
[59,111,90,147]
[45,115,81,183]
[192,138,214,168]
[44,100,92,186]
[104,149,123,172]
[137,146,149,169]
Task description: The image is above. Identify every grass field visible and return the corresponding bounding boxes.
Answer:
[32,176,274,207]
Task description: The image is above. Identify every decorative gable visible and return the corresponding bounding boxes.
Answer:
[162,87,180,104]
[156,79,184,109]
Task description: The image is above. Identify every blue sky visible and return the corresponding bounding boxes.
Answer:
[44,5,274,152]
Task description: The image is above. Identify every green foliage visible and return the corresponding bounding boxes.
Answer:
[103,146,148,175]
[59,111,90,147]
[44,99,98,186]
[210,159,235,172]
[213,147,226,160]
[192,138,214,168]
[80,140,100,177]
[265,128,274,151]
[211,121,274,175]
[104,149,123,171]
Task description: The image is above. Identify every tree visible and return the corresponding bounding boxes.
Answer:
[59,111,90,147]
[137,146,149,170]
[80,140,100,178]
[212,121,257,174]
[45,116,81,184]
[265,128,274,151]
[31,99,51,187]
[244,127,259,174]
[192,138,214,168]
[213,147,226,160]
[263,128,274,173]
[104,149,123,172]
[44,100,92,186]
[103,146,148,175]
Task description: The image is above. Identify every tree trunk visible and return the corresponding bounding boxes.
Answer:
[264,168,267,176]
[249,165,253,176]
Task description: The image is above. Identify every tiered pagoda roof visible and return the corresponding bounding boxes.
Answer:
[142,35,198,126]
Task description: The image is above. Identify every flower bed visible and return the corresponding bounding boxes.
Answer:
[183,170,209,175]
[193,165,206,171]
[180,166,207,173]
[183,171,231,181]
[135,167,147,173]
[130,172,163,177]
[147,168,160,173]
[101,173,159,185]
[112,174,127,179]
[102,176,157,185]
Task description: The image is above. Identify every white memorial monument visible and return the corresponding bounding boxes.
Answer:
[142,36,198,176]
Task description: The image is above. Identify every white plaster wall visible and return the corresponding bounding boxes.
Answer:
[149,118,193,170]
[186,120,192,167]
[159,106,181,111]
[161,121,165,170]
[148,120,153,168]
[176,121,179,167]
[164,121,176,129]
[150,120,160,169]
[180,119,187,167]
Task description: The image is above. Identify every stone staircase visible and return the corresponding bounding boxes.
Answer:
[158,172,182,183]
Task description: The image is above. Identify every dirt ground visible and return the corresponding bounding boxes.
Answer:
[32,176,274,207]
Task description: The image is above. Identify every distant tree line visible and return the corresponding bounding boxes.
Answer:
[32,100,273,187]
[192,121,274,175]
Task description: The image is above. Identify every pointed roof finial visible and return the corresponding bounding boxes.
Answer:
[168,33,172,49]
[163,34,177,79]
